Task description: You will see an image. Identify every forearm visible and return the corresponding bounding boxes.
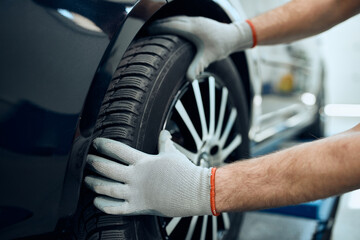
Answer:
[216,123,360,212]
[252,0,360,45]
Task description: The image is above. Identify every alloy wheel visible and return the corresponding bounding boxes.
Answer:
[160,74,242,240]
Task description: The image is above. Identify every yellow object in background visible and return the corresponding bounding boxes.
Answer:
[278,73,294,93]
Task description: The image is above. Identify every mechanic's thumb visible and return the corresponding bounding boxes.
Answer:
[149,19,204,81]
[186,49,204,80]
[158,130,180,154]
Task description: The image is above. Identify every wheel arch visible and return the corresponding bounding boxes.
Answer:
[138,0,253,116]
[78,0,253,140]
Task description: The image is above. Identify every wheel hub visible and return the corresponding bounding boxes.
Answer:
[198,139,222,167]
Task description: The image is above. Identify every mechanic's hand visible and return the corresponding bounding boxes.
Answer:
[85,130,212,217]
[149,16,253,80]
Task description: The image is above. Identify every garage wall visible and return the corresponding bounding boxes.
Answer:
[320,14,360,104]
[319,14,360,135]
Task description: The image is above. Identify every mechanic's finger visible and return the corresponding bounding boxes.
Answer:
[150,15,189,28]
[149,23,188,37]
[94,196,132,215]
[85,176,130,200]
[153,16,188,24]
[186,48,205,80]
[87,154,131,183]
[93,138,146,164]
[149,18,198,42]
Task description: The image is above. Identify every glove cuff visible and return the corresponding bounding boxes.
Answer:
[210,167,220,216]
[232,21,255,51]
[245,19,257,48]
[195,167,213,216]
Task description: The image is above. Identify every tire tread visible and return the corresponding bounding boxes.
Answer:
[75,35,185,240]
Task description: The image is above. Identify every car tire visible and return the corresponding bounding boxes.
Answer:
[73,34,249,240]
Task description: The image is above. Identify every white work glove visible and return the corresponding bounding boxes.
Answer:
[149,16,254,80]
[85,130,213,217]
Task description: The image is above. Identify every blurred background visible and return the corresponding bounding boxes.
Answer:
[320,13,360,240]
[239,14,360,240]
[321,14,360,135]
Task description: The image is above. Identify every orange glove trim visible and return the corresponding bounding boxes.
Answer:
[245,19,257,48]
[210,167,220,216]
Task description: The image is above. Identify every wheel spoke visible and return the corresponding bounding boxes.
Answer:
[185,216,199,240]
[175,100,202,150]
[173,141,198,164]
[166,217,182,236]
[209,76,216,136]
[219,108,237,147]
[192,80,208,140]
[221,134,242,162]
[222,212,231,230]
[215,88,228,139]
[212,216,218,240]
[200,215,208,240]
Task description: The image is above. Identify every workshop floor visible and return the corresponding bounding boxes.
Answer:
[238,116,360,240]
[238,212,318,240]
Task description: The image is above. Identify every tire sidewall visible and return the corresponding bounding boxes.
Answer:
[134,41,195,153]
